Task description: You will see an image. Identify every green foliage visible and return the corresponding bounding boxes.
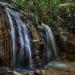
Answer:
[0,0,75,25]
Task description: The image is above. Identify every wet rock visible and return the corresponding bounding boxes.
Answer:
[56,27,75,60]
[46,61,70,71]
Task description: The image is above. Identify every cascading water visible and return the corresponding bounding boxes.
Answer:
[5,4,33,70]
[42,23,58,59]
[38,23,58,64]
[39,23,69,69]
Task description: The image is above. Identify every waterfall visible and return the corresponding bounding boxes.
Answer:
[39,23,58,64]
[0,2,69,72]
[5,5,33,70]
[41,23,69,70]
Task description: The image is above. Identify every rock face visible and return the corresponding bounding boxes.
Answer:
[0,6,12,66]
[56,15,75,60]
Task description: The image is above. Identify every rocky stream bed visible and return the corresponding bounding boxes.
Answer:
[0,61,75,75]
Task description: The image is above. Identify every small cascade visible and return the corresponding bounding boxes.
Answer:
[42,23,58,59]
[39,23,69,69]
[38,23,58,64]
